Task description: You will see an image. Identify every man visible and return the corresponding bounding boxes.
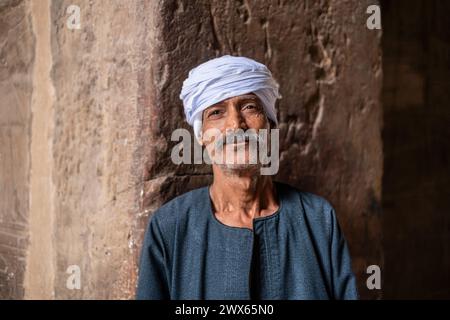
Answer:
[136,55,358,300]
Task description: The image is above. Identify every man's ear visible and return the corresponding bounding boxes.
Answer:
[195,133,204,146]
[199,113,205,146]
[197,126,206,147]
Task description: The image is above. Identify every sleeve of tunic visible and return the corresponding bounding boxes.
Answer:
[136,214,170,300]
[329,206,359,300]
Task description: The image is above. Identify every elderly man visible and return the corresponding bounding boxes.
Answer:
[136,55,358,300]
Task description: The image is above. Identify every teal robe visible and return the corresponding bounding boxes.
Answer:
[136,181,358,300]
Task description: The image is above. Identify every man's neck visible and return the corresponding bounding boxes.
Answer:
[209,166,279,225]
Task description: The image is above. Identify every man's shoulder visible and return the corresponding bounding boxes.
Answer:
[277,181,336,224]
[150,185,209,225]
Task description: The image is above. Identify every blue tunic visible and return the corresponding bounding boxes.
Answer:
[136,181,358,300]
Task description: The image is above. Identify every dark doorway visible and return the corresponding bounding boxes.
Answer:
[381,0,450,299]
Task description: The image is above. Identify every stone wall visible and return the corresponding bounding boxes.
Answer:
[0,0,383,299]
[0,0,34,299]
[153,0,383,299]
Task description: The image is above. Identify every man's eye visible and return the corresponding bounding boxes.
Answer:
[243,104,258,111]
[208,109,222,117]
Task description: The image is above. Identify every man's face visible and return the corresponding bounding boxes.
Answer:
[201,93,270,173]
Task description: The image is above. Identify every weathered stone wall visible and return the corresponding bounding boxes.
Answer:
[152,0,383,299]
[0,0,34,299]
[45,0,157,299]
[381,0,450,299]
[1,0,157,299]
[1,0,383,299]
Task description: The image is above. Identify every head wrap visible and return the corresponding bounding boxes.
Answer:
[179,55,282,139]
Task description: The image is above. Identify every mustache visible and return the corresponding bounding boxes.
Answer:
[214,131,262,149]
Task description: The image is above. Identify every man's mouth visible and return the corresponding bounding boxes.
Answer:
[224,135,254,146]
[229,140,249,145]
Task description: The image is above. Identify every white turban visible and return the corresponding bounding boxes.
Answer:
[179,55,282,140]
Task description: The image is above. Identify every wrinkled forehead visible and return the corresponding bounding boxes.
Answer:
[204,93,260,110]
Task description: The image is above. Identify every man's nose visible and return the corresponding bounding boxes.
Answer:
[225,106,247,131]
